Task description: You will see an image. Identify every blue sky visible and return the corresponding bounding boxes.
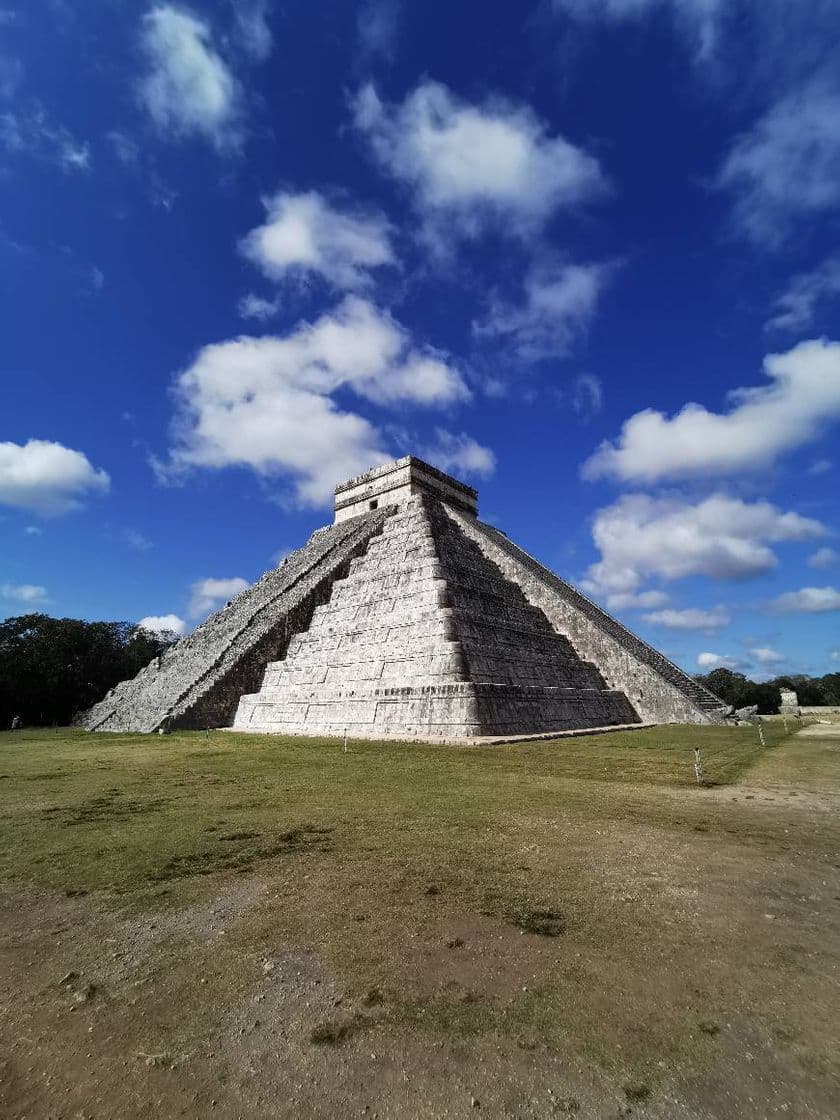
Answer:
[2,0,840,679]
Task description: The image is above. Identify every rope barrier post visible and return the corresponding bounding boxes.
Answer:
[694,747,703,786]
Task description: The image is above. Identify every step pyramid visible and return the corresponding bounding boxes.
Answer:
[76,456,727,739]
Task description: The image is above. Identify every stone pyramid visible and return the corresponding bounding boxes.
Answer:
[77,457,726,740]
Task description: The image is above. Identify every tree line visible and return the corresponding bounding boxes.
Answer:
[0,613,178,729]
[694,667,840,715]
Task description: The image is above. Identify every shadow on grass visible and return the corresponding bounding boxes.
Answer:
[148,824,335,882]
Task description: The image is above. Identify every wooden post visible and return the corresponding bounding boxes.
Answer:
[343,727,348,754]
[758,722,766,747]
[783,716,788,734]
[694,747,703,786]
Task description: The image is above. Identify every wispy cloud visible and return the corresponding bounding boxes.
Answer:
[697,651,743,670]
[717,79,840,248]
[230,0,273,62]
[237,292,280,321]
[123,529,153,551]
[420,429,496,479]
[642,605,731,634]
[808,547,838,570]
[552,0,723,65]
[474,261,614,362]
[140,5,241,150]
[1,582,48,605]
[572,373,604,419]
[0,106,91,172]
[770,586,840,613]
[766,255,840,332]
[357,0,402,62]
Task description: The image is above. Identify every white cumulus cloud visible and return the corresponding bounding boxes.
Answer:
[352,80,606,248]
[583,338,840,484]
[770,586,840,613]
[188,577,249,618]
[582,492,824,598]
[717,79,840,247]
[160,296,471,506]
[137,613,187,637]
[0,439,110,515]
[240,190,395,291]
[474,261,613,362]
[642,606,731,633]
[140,5,240,149]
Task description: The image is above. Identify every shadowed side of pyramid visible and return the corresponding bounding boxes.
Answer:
[445,507,728,726]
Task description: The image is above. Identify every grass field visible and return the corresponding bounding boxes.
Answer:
[1,720,838,1118]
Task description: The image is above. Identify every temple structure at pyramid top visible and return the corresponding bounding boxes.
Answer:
[76,456,727,740]
[334,456,478,521]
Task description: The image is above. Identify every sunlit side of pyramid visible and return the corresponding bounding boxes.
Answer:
[77,457,726,740]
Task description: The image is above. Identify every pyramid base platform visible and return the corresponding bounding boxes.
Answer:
[225,719,652,746]
[233,681,642,740]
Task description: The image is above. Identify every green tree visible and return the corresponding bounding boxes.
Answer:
[817,673,840,706]
[694,668,753,709]
[0,614,177,728]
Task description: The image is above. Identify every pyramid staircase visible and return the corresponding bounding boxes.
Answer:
[75,509,389,732]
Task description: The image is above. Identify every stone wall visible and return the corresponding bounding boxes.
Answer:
[449,510,727,725]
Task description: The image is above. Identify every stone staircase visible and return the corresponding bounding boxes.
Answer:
[74,509,389,732]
